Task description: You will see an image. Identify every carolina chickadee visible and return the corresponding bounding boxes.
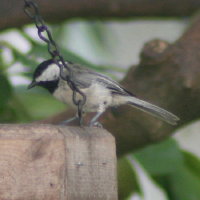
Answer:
[28,59,179,126]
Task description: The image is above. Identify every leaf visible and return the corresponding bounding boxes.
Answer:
[168,166,200,200]
[134,139,184,175]
[51,23,67,47]
[28,43,49,59]
[6,95,32,122]
[183,151,200,178]
[0,47,4,70]
[0,104,16,122]
[16,90,66,120]
[0,73,13,110]
[29,41,123,72]
[128,156,169,200]
[84,21,111,52]
[30,42,98,69]
[12,48,38,69]
[1,40,38,71]
[118,157,139,200]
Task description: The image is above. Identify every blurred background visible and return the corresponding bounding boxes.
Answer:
[0,2,200,200]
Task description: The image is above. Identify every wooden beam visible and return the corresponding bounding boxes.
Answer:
[1,0,200,30]
[0,124,117,200]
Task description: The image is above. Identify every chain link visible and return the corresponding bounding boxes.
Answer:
[24,0,86,109]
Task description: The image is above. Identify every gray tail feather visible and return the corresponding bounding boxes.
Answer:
[127,96,179,125]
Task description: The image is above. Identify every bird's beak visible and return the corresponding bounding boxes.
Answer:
[27,81,37,89]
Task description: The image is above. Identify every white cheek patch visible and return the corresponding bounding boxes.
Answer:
[36,64,60,82]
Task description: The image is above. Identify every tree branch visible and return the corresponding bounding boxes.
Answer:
[36,14,200,156]
[1,0,200,30]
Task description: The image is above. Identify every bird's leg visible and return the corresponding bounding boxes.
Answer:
[77,100,84,126]
[89,111,104,128]
[60,115,78,125]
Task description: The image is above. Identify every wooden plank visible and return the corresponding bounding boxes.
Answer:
[0,124,117,200]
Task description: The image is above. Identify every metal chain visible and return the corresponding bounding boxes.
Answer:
[24,0,86,109]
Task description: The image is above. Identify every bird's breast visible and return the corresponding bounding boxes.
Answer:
[53,81,75,107]
[53,80,113,112]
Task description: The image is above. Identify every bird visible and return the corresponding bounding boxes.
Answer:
[28,59,179,126]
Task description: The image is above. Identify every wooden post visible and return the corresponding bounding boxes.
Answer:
[0,124,117,200]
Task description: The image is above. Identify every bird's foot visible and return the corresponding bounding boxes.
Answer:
[60,116,77,125]
[89,121,103,128]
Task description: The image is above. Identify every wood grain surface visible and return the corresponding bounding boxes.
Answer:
[0,124,117,200]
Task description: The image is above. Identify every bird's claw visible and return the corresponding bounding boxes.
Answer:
[89,121,103,128]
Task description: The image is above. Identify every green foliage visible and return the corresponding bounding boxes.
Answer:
[168,166,200,200]
[134,139,184,175]
[0,72,14,122]
[166,151,200,200]
[0,75,31,122]
[16,90,65,120]
[0,73,13,110]
[123,138,200,200]
[183,151,200,178]
[118,157,139,199]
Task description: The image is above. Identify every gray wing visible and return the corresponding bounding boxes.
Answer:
[67,63,134,96]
